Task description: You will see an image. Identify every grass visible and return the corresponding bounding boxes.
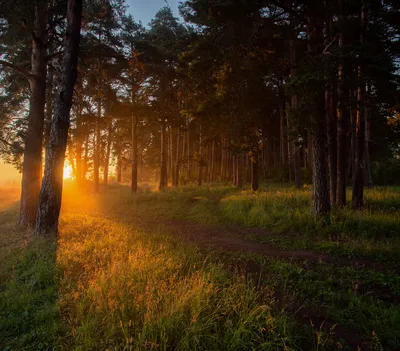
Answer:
[0,182,399,350]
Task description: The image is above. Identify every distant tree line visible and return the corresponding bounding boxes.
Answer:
[0,0,399,234]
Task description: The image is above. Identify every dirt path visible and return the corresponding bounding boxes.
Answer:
[138,218,397,274]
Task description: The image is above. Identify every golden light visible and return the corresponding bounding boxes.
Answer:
[63,164,73,179]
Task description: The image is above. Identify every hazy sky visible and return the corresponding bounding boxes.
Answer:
[126,0,181,26]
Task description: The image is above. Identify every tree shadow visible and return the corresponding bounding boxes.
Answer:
[0,202,60,349]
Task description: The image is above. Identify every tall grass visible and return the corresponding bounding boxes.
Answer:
[56,214,300,350]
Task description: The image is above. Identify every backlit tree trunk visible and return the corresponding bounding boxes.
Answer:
[159,124,168,191]
[35,0,82,235]
[103,123,112,187]
[94,99,101,193]
[20,0,48,228]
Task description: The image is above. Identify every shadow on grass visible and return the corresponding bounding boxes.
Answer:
[0,204,60,350]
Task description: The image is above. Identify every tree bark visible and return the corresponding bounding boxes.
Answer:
[308,14,331,217]
[35,0,82,235]
[352,0,367,209]
[336,0,348,208]
[20,0,48,228]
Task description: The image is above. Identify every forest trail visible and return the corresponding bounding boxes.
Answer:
[137,217,398,274]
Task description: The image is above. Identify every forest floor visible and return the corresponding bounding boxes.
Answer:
[0,182,399,350]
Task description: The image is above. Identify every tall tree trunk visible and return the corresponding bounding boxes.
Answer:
[131,115,138,193]
[236,154,243,189]
[210,139,215,182]
[20,0,48,228]
[117,154,122,183]
[289,36,302,189]
[364,84,372,187]
[159,124,168,191]
[174,130,180,187]
[94,99,101,193]
[232,154,237,186]
[197,126,203,186]
[220,139,225,181]
[279,92,287,167]
[336,0,348,207]
[352,0,367,209]
[308,13,330,217]
[103,123,112,187]
[171,127,177,186]
[187,121,191,180]
[35,0,82,235]
[324,15,337,205]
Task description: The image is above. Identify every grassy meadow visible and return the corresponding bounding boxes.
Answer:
[0,182,399,350]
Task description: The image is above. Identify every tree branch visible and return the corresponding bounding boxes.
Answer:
[0,60,32,80]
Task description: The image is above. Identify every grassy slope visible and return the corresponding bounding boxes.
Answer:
[0,183,399,350]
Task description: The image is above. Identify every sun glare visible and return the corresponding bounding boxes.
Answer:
[63,165,73,179]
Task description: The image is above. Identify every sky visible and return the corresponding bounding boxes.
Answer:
[126,0,181,26]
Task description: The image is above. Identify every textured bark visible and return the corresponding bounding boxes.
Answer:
[352,0,367,209]
[159,125,168,191]
[35,0,82,235]
[131,115,138,193]
[20,0,48,229]
[308,14,330,217]
[210,139,215,182]
[220,139,225,181]
[336,0,348,208]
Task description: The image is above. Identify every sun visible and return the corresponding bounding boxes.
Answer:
[63,164,73,179]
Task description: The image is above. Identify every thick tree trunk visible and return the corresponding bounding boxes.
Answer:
[35,0,82,235]
[352,0,367,209]
[220,139,225,181]
[131,115,138,193]
[197,126,203,186]
[308,14,330,217]
[336,0,348,208]
[159,125,168,191]
[20,0,48,229]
